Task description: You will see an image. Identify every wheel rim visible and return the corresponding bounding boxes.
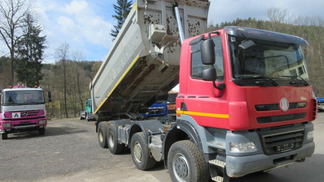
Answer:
[133,141,143,163]
[108,131,114,148]
[172,153,190,182]
[99,128,103,143]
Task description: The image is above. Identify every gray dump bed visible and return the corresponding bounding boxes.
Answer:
[91,0,209,121]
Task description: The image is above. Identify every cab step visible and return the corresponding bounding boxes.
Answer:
[209,159,229,182]
[209,159,226,168]
[211,175,224,182]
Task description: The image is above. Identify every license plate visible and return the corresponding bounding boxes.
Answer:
[276,143,295,152]
[12,112,21,118]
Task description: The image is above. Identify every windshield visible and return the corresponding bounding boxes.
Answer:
[154,100,166,105]
[2,90,45,106]
[229,35,309,86]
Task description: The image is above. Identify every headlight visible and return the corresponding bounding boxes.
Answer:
[307,131,313,140]
[3,123,12,128]
[39,120,46,125]
[230,142,257,152]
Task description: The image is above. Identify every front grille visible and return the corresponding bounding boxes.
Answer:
[4,110,42,119]
[257,113,306,123]
[255,102,306,111]
[257,124,305,155]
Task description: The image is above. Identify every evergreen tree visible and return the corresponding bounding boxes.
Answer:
[15,13,46,87]
[110,0,133,40]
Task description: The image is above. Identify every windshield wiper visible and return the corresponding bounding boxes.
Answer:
[281,75,309,86]
[251,75,279,86]
[29,101,44,104]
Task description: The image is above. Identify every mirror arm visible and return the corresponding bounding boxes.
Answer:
[213,82,226,90]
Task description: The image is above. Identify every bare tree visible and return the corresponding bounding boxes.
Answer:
[267,7,288,23]
[0,0,31,85]
[55,42,69,118]
[72,50,85,113]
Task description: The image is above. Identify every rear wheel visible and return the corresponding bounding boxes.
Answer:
[168,140,209,182]
[98,122,108,148]
[39,128,45,135]
[130,132,156,170]
[2,133,8,140]
[107,124,124,154]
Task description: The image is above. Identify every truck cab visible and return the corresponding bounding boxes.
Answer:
[174,26,316,179]
[0,86,48,139]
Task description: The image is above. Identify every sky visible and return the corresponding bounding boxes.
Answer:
[1,0,324,64]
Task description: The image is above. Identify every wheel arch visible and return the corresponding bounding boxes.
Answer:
[163,119,203,168]
[129,120,165,144]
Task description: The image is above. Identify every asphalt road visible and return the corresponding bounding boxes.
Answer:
[1,114,324,182]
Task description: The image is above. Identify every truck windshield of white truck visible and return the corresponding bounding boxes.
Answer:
[2,90,45,106]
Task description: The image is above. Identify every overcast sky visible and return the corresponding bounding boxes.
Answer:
[1,0,323,64]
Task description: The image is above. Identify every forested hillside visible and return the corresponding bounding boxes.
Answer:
[0,57,102,118]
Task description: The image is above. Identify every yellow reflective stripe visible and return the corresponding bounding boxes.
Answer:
[94,55,140,114]
[177,110,229,119]
[132,1,137,10]
[94,98,107,114]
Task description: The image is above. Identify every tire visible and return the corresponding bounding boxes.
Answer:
[39,128,45,135]
[130,132,156,170]
[168,140,209,182]
[98,122,108,148]
[107,124,124,154]
[2,133,8,140]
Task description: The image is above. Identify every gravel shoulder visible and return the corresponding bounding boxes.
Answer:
[0,118,169,182]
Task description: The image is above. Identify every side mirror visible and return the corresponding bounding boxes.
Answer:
[202,67,226,90]
[201,38,215,65]
[48,91,52,102]
[202,67,217,81]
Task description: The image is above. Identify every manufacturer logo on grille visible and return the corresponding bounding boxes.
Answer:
[280,97,289,112]
[23,111,28,116]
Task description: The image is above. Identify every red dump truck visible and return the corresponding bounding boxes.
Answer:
[90,0,316,181]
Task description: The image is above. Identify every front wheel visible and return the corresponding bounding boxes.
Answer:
[2,133,8,140]
[39,128,45,135]
[167,140,209,182]
[130,132,156,170]
[98,122,108,148]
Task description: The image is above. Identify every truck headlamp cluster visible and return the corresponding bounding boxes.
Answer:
[307,131,313,141]
[230,142,257,152]
[39,120,46,125]
[2,123,12,128]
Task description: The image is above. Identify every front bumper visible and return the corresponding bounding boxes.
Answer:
[0,119,47,134]
[226,141,315,177]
